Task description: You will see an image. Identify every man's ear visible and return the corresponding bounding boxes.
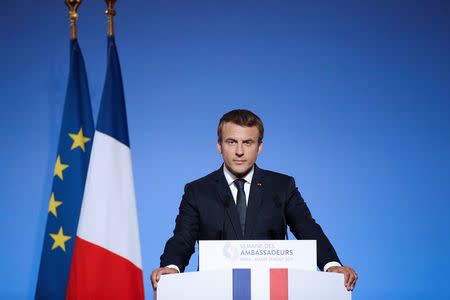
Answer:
[257,141,263,155]
[217,140,223,154]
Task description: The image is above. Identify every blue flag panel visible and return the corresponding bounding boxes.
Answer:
[233,269,251,300]
[96,37,130,147]
[35,39,94,299]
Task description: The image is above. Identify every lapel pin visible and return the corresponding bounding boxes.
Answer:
[257,182,262,186]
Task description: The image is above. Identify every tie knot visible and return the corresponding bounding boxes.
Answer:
[234,179,246,190]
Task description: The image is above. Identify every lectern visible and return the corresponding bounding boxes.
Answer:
[156,240,351,299]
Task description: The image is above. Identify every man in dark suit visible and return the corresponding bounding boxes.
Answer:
[151,109,357,291]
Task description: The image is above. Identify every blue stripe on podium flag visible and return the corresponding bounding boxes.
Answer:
[233,269,251,300]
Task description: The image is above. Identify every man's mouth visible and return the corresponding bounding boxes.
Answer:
[233,160,246,165]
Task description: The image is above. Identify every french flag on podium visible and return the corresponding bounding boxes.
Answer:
[66,37,144,299]
[233,268,288,300]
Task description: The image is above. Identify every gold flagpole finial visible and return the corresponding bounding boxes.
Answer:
[105,0,117,37]
[64,0,82,40]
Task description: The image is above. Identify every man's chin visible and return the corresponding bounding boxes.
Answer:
[228,165,252,178]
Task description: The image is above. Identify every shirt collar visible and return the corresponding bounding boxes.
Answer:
[223,164,255,186]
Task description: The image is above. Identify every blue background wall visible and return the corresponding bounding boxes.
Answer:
[1,1,449,299]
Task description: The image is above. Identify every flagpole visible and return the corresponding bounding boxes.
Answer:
[65,0,81,40]
[64,2,145,297]
[35,2,94,298]
[105,0,117,37]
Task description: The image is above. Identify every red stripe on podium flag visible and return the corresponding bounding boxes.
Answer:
[270,268,288,300]
[66,237,144,300]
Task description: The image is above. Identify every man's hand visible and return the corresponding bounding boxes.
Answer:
[150,267,179,290]
[327,266,358,291]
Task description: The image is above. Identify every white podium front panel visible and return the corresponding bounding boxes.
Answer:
[289,269,351,300]
[157,269,232,300]
[199,240,317,271]
[157,268,351,300]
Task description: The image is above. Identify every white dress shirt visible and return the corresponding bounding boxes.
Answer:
[223,164,253,206]
[166,164,341,272]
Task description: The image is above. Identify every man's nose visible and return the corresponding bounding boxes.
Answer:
[235,142,244,156]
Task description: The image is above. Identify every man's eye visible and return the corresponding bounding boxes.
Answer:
[244,141,252,145]
[228,141,235,145]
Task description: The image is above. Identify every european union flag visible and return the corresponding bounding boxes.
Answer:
[35,39,94,299]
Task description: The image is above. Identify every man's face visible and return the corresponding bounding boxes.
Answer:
[217,122,262,178]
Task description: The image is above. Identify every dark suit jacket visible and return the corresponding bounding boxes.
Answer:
[160,164,341,271]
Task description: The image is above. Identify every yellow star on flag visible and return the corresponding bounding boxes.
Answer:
[68,128,91,152]
[54,155,69,180]
[49,227,71,252]
[48,192,62,217]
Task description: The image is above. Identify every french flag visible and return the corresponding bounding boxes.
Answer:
[233,269,288,300]
[66,37,144,299]
[232,268,348,300]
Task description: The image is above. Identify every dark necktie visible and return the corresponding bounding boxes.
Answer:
[234,179,246,235]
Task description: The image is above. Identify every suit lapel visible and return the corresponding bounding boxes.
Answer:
[244,165,264,238]
[213,166,243,239]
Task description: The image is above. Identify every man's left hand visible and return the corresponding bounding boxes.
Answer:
[326,266,358,291]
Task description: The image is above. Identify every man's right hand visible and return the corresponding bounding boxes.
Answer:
[151,267,179,290]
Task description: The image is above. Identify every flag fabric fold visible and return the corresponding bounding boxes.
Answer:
[35,39,94,299]
[66,36,144,300]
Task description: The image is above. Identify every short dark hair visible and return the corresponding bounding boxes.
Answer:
[217,109,264,144]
